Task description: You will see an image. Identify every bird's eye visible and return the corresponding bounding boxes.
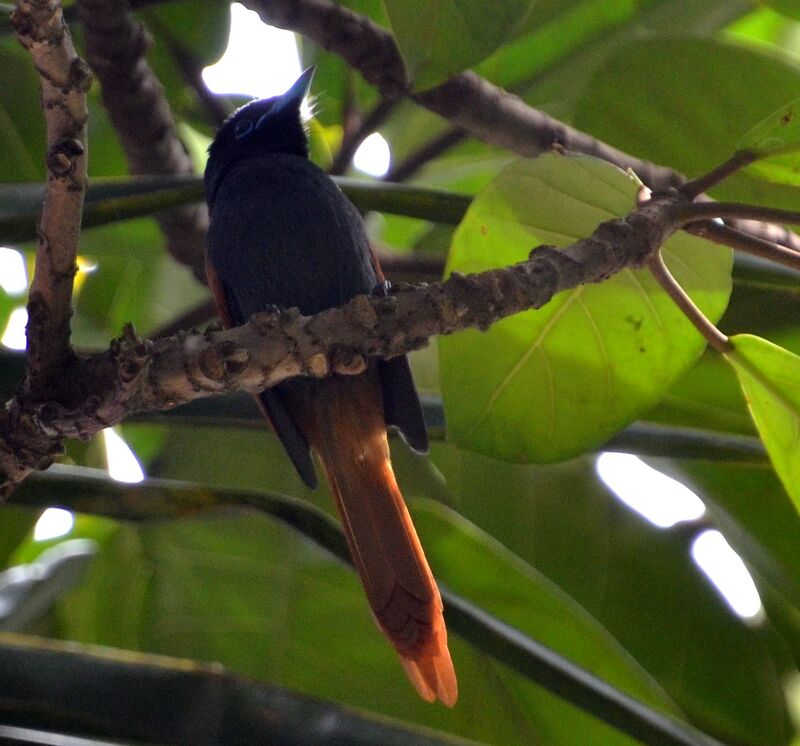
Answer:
[233,119,253,139]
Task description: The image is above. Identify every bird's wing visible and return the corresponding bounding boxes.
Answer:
[207,262,318,488]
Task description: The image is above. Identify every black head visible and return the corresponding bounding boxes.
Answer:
[205,67,315,207]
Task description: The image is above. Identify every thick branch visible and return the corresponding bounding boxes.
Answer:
[0,193,679,496]
[12,0,90,393]
[247,0,800,258]
[246,0,679,190]
[75,0,207,277]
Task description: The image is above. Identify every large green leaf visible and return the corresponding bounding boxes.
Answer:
[439,154,732,463]
[382,0,537,90]
[573,36,800,209]
[762,1,800,21]
[426,443,794,745]
[725,334,800,511]
[679,459,800,617]
[138,422,791,743]
[45,495,680,745]
[738,97,800,189]
[0,43,46,182]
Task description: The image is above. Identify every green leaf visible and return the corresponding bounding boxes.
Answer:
[30,476,679,744]
[739,97,800,156]
[439,154,732,463]
[0,43,46,182]
[725,334,800,510]
[573,36,800,210]
[761,1,800,21]
[427,444,794,744]
[382,0,536,90]
[738,97,800,188]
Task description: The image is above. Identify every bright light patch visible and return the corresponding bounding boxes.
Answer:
[1,307,28,350]
[596,452,706,528]
[78,256,98,274]
[103,428,145,483]
[203,4,302,100]
[33,508,74,541]
[353,132,391,177]
[692,529,764,621]
[0,248,27,295]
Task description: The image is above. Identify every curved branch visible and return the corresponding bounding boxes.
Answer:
[246,0,679,190]
[75,0,208,278]
[12,0,91,393]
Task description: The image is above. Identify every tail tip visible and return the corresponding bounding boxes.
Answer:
[401,650,458,707]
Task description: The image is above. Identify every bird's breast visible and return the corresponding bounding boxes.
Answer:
[207,154,377,316]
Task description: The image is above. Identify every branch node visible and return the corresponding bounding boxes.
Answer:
[306,353,330,378]
[67,56,93,94]
[348,294,380,327]
[330,347,367,376]
[217,341,250,376]
[46,137,85,177]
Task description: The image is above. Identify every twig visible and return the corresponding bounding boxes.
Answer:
[680,151,760,199]
[674,202,800,229]
[686,221,800,274]
[146,14,230,129]
[0,190,680,495]
[648,252,730,353]
[12,1,91,393]
[75,0,208,278]
[329,96,398,175]
[385,128,468,182]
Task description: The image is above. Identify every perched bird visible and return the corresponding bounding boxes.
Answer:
[204,68,457,706]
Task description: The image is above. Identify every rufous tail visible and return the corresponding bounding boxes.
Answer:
[287,374,457,706]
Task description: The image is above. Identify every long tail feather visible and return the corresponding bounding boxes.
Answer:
[283,373,457,706]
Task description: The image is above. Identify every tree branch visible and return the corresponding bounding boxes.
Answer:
[245,0,680,190]
[0,191,681,496]
[75,0,208,278]
[686,221,800,274]
[680,150,760,199]
[12,0,91,393]
[675,202,800,229]
[385,128,468,183]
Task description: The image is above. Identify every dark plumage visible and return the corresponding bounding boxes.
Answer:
[204,69,456,706]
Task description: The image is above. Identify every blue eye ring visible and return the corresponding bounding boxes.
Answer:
[233,119,254,139]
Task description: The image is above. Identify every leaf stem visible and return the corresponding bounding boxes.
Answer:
[648,252,730,353]
[680,151,758,198]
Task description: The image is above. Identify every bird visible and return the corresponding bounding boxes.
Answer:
[203,68,457,707]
